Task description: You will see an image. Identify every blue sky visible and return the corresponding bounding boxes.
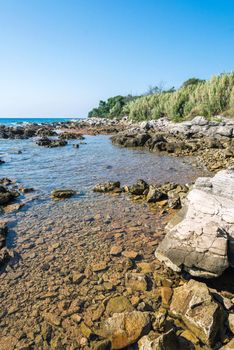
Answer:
[0,0,233,118]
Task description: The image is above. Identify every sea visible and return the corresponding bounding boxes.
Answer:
[0,117,206,248]
[0,117,80,125]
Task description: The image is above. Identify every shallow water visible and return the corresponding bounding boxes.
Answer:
[0,134,210,347]
[0,135,204,200]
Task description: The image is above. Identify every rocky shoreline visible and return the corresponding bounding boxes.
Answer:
[0,117,234,349]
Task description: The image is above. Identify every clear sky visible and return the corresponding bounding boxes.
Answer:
[0,0,233,118]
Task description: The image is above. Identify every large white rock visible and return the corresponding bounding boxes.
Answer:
[156,168,234,278]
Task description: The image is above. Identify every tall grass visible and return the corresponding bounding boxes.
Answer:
[124,72,234,121]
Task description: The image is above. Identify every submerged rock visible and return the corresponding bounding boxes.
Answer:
[156,167,234,278]
[105,296,133,315]
[51,189,76,199]
[96,311,151,349]
[170,279,225,347]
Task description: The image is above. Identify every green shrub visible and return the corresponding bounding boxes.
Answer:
[88,95,137,119]
[125,72,234,121]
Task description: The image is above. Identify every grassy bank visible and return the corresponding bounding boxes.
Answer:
[88,72,234,122]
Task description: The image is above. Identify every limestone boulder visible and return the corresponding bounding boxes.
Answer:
[156,168,234,278]
[170,280,225,347]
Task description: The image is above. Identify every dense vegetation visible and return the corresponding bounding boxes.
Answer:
[88,95,137,119]
[88,72,234,121]
[124,73,234,121]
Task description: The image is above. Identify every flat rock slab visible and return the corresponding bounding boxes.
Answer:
[156,168,234,278]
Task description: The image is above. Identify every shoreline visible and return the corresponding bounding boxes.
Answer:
[0,117,233,349]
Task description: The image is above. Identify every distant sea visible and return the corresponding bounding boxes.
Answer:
[0,118,80,125]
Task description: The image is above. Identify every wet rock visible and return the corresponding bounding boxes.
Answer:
[0,186,19,205]
[96,311,151,349]
[3,202,24,213]
[36,137,67,147]
[125,272,148,291]
[51,189,76,199]
[110,245,122,256]
[126,179,149,195]
[156,168,234,278]
[59,132,85,140]
[170,279,225,346]
[138,330,178,350]
[105,296,134,315]
[0,247,10,266]
[93,181,121,193]
[92,261,108,272]
[146,186,164,203]
[0,178,13,185]
[42,311,62,326]
[72,272,85,284]
[122,250,139,260]
[0,222,7,249]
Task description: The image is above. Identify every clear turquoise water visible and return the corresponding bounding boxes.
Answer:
[0,117,80,125]
[0,135,204,200]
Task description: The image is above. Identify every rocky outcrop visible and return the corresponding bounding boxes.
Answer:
[156,167,234,278]
[0,124,56,139]
[36,137,67,147]
[170,280,225,347]
[111,116,234,171]
[59,132,85,140]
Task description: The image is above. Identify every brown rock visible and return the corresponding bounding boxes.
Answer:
[161,287,173,306]
[138,330,178,350]
[170,279,225,346]
[106,296,134,315]
[91,339,112,350]
[72,272,85,284]
[42,312,61,326]
[125,272,148,291]
[92,261,108,272]
[110,246,122,256]
[96,311,151,349]
[122,250,139,259]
